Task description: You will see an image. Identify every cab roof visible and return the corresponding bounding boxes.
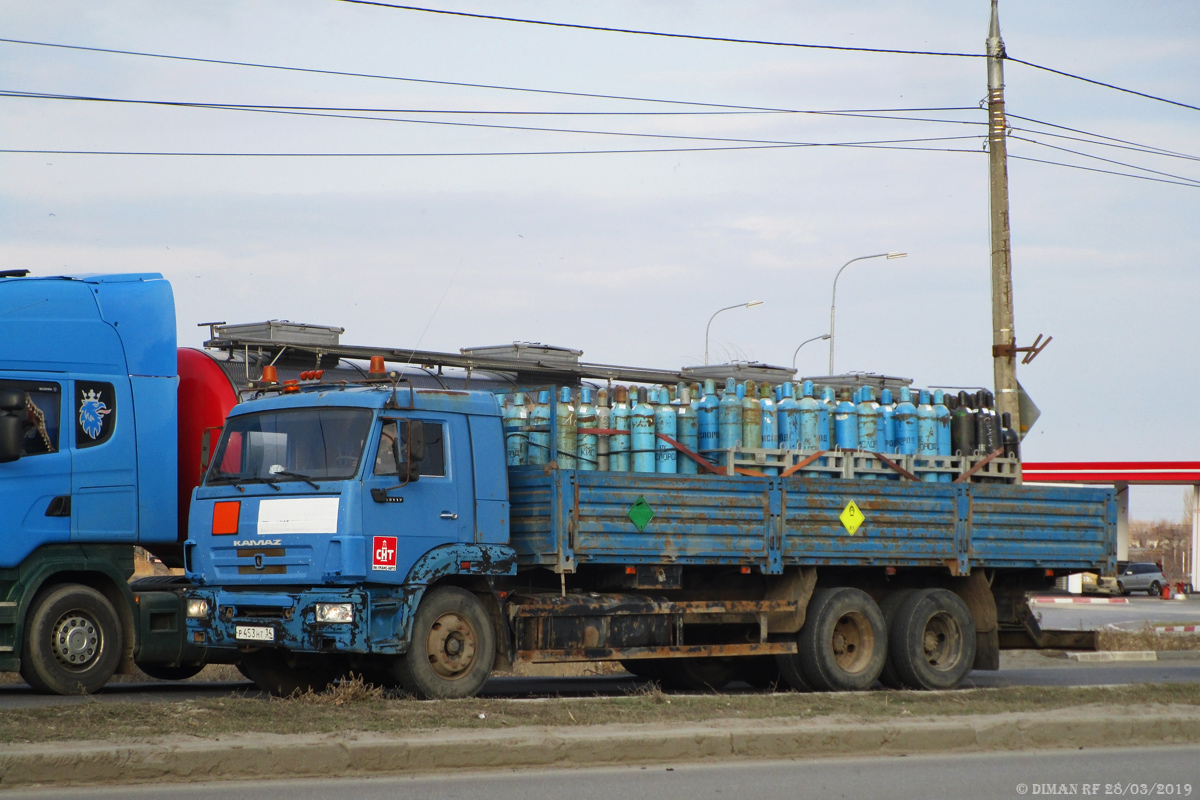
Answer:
[229,383,501,417]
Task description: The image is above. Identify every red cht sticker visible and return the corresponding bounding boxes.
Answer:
[372,536,398,571]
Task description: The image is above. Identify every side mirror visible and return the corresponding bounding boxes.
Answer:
[0,414,23,463]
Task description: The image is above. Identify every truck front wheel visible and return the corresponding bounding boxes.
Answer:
[394,587,495,700]
[20,585,123,695]
[782,587,886,692]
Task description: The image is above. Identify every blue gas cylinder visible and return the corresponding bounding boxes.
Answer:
[654,388,678,474]
[741,380,762,452]
[834,389,859,450]
[817,386,834,450]
[556,386,578,469]
[697,378,719,463]
[797,380,820,450]
[577,387,598,471]
[878,388,897,454]
[596,388,611,471]
[528,390,552,465]
[609,385,631,471]
[777,381,800,450]
[894,387,917,456]
[676,384,699,474]
[631,387,656,473]
[760,383,779,451]
[735,381,745,401]
[505,391,530,466]
[933,389,952,482]
[916,389,937,482]
[718,377,743,465]
[857,386,879,451]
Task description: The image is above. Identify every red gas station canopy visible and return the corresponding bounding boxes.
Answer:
[1022,462,1200,485]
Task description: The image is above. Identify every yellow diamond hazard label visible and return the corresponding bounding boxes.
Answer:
[840,501,864,535]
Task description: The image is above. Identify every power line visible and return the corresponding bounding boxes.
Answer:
[0,37,967,114]
[333,1,983,60]
[0,89,986,148]
[0,140,985,158]
[1008,113,1200,162]
[1010,135,1200,186]
[1007,57,1200,114]
[1008,154,1200,189]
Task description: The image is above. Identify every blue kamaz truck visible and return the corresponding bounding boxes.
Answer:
[183,342,1116,698]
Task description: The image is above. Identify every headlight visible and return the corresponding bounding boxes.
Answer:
[315,603,354,623]
[186,598,210,619]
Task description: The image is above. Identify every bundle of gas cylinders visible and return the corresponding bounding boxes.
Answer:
[498,378,1019,481]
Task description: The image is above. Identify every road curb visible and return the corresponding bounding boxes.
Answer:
[3,711,1200,789]
[1030,596,1129,605]
[1066,651,1157,662]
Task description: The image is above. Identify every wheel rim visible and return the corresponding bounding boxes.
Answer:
[425,611,477,680]
[830,611,875,674]
[920,611,963,673]
[50,611,103,671]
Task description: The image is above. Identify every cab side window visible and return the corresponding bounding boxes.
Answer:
[373,420,446,477]
[0,380,61,456]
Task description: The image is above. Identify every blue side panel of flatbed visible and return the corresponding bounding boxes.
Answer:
[508,468,1115,575]
[968,484,1116,569]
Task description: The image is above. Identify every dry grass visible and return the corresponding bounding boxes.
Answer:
[2,681,1198,746]
[1098,624,1200,652]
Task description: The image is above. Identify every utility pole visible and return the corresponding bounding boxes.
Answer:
[987,0,1020,433]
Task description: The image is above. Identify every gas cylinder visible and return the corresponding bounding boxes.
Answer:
[760,383,779,451]
[528,390,552,465]
[596,388,611,471]
[777,382,800,450]
[834,389,859,450]
[741,379,762,451]
[798,380,820,450]
[555,387,578,469]
[654,388,678,474]
[505,391,530,466]
[818,386,834,450]
[951,390,976,457]
[735,381,745,401]
[1001,411,1020,460]
[718,377,743,465]
[577,387,598,471]
[878,388,897,454]
[697,378,719,463]
[677,384,699,474]
[914,389,937,482]
[610,385,631,471]
[933,390,951,482]
[894,387,917,456]
[975,390,1000,455]
[631,387,656,473]
[856,386,879,452]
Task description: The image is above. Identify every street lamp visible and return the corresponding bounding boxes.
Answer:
[792,333,831,371]
[704,301,763,365]
[828,252,907,374]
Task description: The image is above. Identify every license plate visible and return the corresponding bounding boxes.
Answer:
[235,625,275,642]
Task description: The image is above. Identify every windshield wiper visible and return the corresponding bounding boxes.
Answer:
[269,469,320,489]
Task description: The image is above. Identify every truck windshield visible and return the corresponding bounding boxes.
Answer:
[206,408,373,485]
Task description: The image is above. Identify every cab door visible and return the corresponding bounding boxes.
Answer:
[0,378,70,566]
[360,413,474,581]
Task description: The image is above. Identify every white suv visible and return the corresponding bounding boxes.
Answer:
[1116,562,1167,596]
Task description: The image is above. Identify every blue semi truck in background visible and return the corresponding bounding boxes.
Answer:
[1,271,1116,697]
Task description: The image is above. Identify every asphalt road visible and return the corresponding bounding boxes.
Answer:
[6,746,1198,800]
[1036,595,1200,631]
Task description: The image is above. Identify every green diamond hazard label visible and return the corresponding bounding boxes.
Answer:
[628,496,655,532]
[840,500,864,535]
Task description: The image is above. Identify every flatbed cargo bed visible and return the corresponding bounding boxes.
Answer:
[508,468,1115,576]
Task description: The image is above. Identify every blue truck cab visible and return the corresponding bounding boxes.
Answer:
[0,272,200,693]
[185,383,518,694]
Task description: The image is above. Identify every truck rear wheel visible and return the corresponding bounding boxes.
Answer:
[240,651,343,696]
[878,589,917,689]
[20,585,123,695]
[393,587,495,700]
[889,589,976,690]
[782,587,886,692]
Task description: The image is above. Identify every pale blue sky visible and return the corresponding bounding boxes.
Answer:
[2,1,1197,519]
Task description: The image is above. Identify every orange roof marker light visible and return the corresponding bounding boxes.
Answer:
[282,379,300,394]
[260,364,279,385]
[369,356,387,375]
